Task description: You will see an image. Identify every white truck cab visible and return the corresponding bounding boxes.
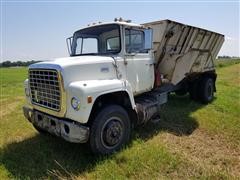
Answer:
[23,18,224,154]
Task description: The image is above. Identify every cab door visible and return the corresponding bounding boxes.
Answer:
[124,28,154,95]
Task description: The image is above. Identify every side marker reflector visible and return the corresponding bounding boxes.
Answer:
[87,96,92,104]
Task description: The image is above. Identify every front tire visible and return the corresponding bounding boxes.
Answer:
[89,105,131,155]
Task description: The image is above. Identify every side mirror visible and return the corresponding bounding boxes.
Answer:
[66,37,73,56]
[144,29,153,50]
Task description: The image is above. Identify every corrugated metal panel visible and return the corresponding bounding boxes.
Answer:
[143,19,224,85]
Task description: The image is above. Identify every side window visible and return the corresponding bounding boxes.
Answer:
[125,29,144,53]
[107,37,120,51]
[82,38,98,54]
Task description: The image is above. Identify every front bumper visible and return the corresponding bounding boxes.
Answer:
[23,106,89,143]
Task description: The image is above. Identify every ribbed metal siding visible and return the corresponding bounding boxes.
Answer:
[143,19,224,84]
[29,69,61,111]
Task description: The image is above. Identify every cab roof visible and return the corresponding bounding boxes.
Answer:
[77,21,143,32]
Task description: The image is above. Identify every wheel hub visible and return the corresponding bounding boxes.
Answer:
[102,119,123,147]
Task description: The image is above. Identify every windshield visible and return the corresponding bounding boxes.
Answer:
[71,24,121,56]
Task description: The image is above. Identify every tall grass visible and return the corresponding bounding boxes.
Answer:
[0,60,239,179]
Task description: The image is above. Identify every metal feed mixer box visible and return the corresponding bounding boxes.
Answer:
[143,20,224,85]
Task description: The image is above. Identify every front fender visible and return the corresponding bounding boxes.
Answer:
[65,79,135,124]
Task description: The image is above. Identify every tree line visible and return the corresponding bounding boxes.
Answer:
[0,57,239,68]
[0,60,41,67]
[217,56,239,59]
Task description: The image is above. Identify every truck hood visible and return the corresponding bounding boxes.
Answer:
[29,56,117,86]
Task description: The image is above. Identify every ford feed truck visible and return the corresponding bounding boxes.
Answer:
[23,18,224,154]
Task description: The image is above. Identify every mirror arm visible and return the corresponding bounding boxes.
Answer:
[66,37,73,56]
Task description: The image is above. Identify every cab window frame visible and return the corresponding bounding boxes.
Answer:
[124,28,146,54]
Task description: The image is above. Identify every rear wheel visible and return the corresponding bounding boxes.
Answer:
[89,105,131,155]
[198,77,214,104]
[189,81,199,101]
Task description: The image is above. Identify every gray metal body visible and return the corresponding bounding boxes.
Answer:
[143,19,224,85]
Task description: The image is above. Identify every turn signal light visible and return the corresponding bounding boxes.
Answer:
[87,96,92,104]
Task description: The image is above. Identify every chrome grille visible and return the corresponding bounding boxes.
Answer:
[29,69,61,111]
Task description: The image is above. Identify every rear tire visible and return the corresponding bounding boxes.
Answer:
[198,77,214,104]
[89,105,131,155]
[189,81,199,101]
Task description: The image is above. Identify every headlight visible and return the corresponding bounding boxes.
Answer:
[71,97,80,111]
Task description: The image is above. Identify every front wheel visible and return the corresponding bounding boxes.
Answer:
[89,105,131,155]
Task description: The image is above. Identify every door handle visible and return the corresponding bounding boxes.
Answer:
[146,63,154,66]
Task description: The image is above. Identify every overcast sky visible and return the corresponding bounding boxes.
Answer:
[1,1,239,61]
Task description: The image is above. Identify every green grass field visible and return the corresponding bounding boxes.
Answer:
[0,60,239,179]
